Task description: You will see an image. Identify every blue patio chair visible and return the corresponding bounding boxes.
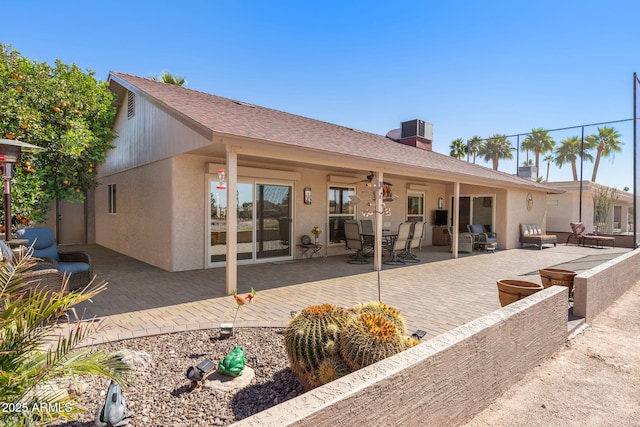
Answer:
[16,227,92,291]
[0,239,67,294]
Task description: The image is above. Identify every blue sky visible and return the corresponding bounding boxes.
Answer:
[3,1,639,189]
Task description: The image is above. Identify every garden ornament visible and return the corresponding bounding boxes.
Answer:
[186,358,215,388]
[218,345,246,377]
[95,380,133,427]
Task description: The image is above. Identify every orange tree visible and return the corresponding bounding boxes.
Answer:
[0,43,116,225]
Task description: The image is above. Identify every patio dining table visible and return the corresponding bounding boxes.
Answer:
[360,230,398,246]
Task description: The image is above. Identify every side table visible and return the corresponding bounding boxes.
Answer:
[297,244,323,259]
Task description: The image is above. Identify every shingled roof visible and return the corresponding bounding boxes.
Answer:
[109,72,561,193]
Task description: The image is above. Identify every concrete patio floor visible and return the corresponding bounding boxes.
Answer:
[67,243,630,345]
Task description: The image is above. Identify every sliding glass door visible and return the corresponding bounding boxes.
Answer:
[451,195,495,232]
[209,179,292,266]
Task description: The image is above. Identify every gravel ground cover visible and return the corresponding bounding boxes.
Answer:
[53,328,303,426]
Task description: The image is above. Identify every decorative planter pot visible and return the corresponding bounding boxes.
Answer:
[496,279,544,307]
[539,268,577,300]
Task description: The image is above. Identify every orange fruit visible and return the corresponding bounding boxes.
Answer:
[53,106,61,112]
[63,179,69,185]
[5,133,15,139]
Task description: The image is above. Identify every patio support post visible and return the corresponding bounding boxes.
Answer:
[225,147,238,295]
[452,181,460,258]
[373,171,384,271]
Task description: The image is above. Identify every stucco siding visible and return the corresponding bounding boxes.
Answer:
[172,155,208,270]
[95,159,174,270]
[505,188,550,248]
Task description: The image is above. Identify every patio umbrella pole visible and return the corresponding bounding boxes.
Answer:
[377,270,381,302]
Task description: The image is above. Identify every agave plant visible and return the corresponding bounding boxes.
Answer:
[0,249,128,427]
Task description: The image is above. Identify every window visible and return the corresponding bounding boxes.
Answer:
[328,186,355,244]
[108,184,117,214]
[407,192,424,222]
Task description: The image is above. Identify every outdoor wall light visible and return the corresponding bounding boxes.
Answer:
[186,358,215,386]
[411,329,427,340]
[216,168,227,190]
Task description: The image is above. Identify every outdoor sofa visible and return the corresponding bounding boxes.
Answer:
[519,224,557,250]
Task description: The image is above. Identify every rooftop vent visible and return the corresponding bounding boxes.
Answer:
[401,119,431,139]
[389,119,434,151]
[127,91,135,119]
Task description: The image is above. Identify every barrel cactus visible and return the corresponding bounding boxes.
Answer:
[356,301,407,335]
[317,355,352,385]
[339,311,409,371]
[284,303,355,389]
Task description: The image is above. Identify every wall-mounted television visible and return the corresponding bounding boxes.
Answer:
[434,210,448,226]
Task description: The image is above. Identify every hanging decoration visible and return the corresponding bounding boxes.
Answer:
[216,168,227,190]
[349,174,397,216]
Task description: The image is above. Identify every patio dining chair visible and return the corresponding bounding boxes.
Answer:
[344,220,369,264]
[383,223,412,265]
[359,219,375,255]
[402,221,424,262]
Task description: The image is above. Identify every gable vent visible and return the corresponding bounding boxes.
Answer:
[127,91,135,119]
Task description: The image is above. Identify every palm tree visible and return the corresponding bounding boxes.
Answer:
[0,252,128,426]
[150,71,187,86]
[553,136,595,181]
[478,134,513,170]
[586,126,623,182]
[522,159,534,166]
[543,154,553,182]
[520,128,555,179]
[467,136,483,163]
[449,138,467,160]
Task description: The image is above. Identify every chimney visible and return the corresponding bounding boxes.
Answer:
[386,119,434,151]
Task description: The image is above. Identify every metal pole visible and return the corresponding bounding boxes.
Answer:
[516,135,520,176]
[634,72,638,248]
[4,176,11,242]
[579,126,584,222]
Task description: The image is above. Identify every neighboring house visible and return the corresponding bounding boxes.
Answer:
[98,72,561,280]
[546,181,635,234]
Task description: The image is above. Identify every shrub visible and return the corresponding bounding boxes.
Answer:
[0,251,128,426]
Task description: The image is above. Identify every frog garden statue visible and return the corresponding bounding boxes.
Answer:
[218,345,246,377]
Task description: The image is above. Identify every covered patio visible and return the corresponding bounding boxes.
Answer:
[70,243,631,345]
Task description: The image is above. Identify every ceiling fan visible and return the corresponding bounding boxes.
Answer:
[349,171,392,187]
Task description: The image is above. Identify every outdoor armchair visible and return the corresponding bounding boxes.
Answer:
[447,227,474,253]
[566,222,587,245]
[16,227,92,291]
[467,224,497,249]
[0,240,67,295]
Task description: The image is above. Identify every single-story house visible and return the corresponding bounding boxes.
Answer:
[546,180,634,234]
[98,72,562,291]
